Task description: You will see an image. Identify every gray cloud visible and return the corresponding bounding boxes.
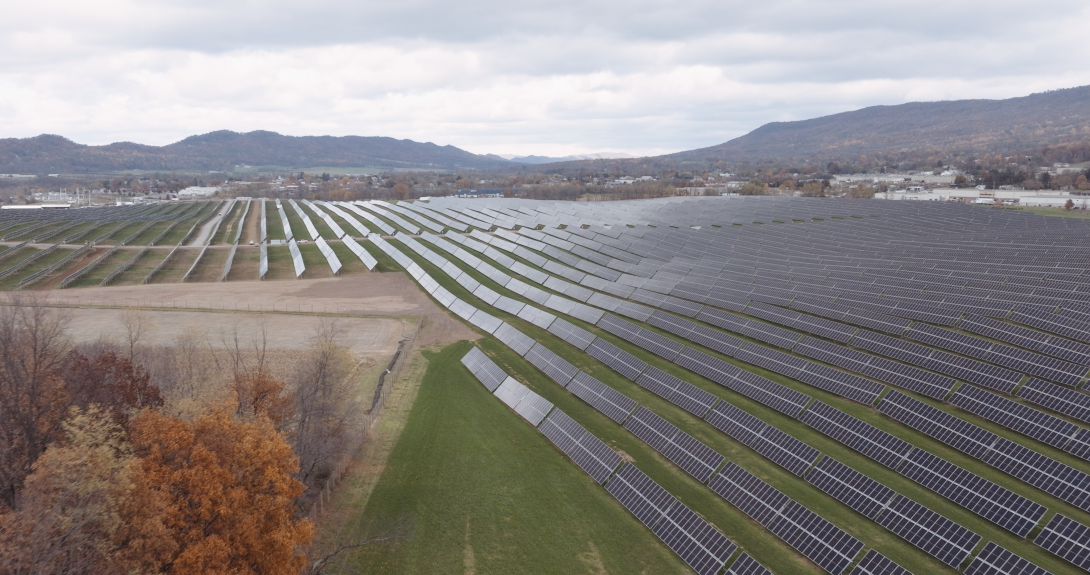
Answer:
[1,0,1088,155]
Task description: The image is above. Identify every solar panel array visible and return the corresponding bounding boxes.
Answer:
[625,407,725,482]
[964,542,1053,575]
[709,462,864,574]
[398,198,1090,575]
[539,409,622,484]
[607,463,736,575]
[1034,513,1090,572]
[850,550,913,575]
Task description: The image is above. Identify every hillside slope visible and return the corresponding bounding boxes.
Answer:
[0,130,513,173]
[671,85,1090,164]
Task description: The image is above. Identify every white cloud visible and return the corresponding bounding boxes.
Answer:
[1,0,1088,156]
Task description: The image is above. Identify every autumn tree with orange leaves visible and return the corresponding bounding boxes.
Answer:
[131,408,313,575]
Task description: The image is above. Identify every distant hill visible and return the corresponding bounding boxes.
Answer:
[669,85,1090,166]
[0,130,514,173]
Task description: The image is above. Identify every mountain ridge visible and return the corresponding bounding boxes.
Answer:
[0,130,515,173]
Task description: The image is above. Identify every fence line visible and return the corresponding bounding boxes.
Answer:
[308,316,423,520]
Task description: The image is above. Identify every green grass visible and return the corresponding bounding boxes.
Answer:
[157,203,216,246]
[332,341,692,575]
[1019,206,1090,219]
[319,206,372,237]
[125,220,172,246]
[211,201,243,245]
[361,240,402,273]
[0,248,76,290]
[148,248,202,284]
[64,249,135,288]
[226,243,261,281]
[391,237,1087,574]
[300,203,337,239]
[99,221,150,245]
[265,201,286,241]
[298,243,334,278]
[0,221,43,239]
[102,249,165,286]
[189,247,231,282]
[283,202,311,240]
[264,245,296,280]
[329,241,369,275]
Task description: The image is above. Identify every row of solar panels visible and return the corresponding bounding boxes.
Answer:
[501,223,1090,391]
[390,235,1080,574]
[491,215,1090,347]
[460,228,1090,479]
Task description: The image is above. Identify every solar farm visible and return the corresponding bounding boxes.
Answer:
[0,198,384,290]
[8,195,1090,575]
[355,196,1090,575]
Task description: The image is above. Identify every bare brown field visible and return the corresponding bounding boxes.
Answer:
[37,272,477,346]
[63,308,407,356]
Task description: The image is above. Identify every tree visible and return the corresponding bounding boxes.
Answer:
[119,309,154,362]
[1065,199,1075,210]
[1076,174,1090,190]
[131,408,312,575]
[61,350,163,428]
[0,299,72,508]
[0,407,173,575]
[288,321,361,486]
[233,370,293,428]
[391,183,410,200]
[737,181,766,196]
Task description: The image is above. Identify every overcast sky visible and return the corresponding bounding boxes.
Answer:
[2,0,1089,157]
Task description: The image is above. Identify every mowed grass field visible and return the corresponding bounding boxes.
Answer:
[373,235,1088,575]
[329,341,692,575]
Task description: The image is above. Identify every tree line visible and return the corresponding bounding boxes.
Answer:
[0,300,368,574]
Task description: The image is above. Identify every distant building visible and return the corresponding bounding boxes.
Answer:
[177,186,219,198]
[455,188,503,198]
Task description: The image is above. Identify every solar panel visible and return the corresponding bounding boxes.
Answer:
[708,462,789,527]
[874,494,981,567]
[876,390,998,459]
[751,426,821,477]
[726,552,773,575]
[949,384,1078,449]
[517,304,557,329]
[705,400,768,445]
[514,391,554,426]
[635,366,718,417]
[850,550,913,575]
[567,372,639,423]
[1017,378,1090,425]
[799,401,913,469]
[1034,514,1090,572]
[805,457,896,519]
[982,438,1090,513]
[492,322,536,357]
[491,374,527,406]
[652,502,738,575]
[586,338,648,380]
[605,462,677,528]
[546,317,597,350]
[896,448,1047,537]
[1064,428,1090,462]
[524,342,578,386]
[539,409,622,484]
[624,407,725,482]
[964,542,1052,575]
[768,500,865,575]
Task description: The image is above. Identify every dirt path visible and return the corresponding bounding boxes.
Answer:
[242,200,260,245]
[34,247,105,290]
[188,202,230,247]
